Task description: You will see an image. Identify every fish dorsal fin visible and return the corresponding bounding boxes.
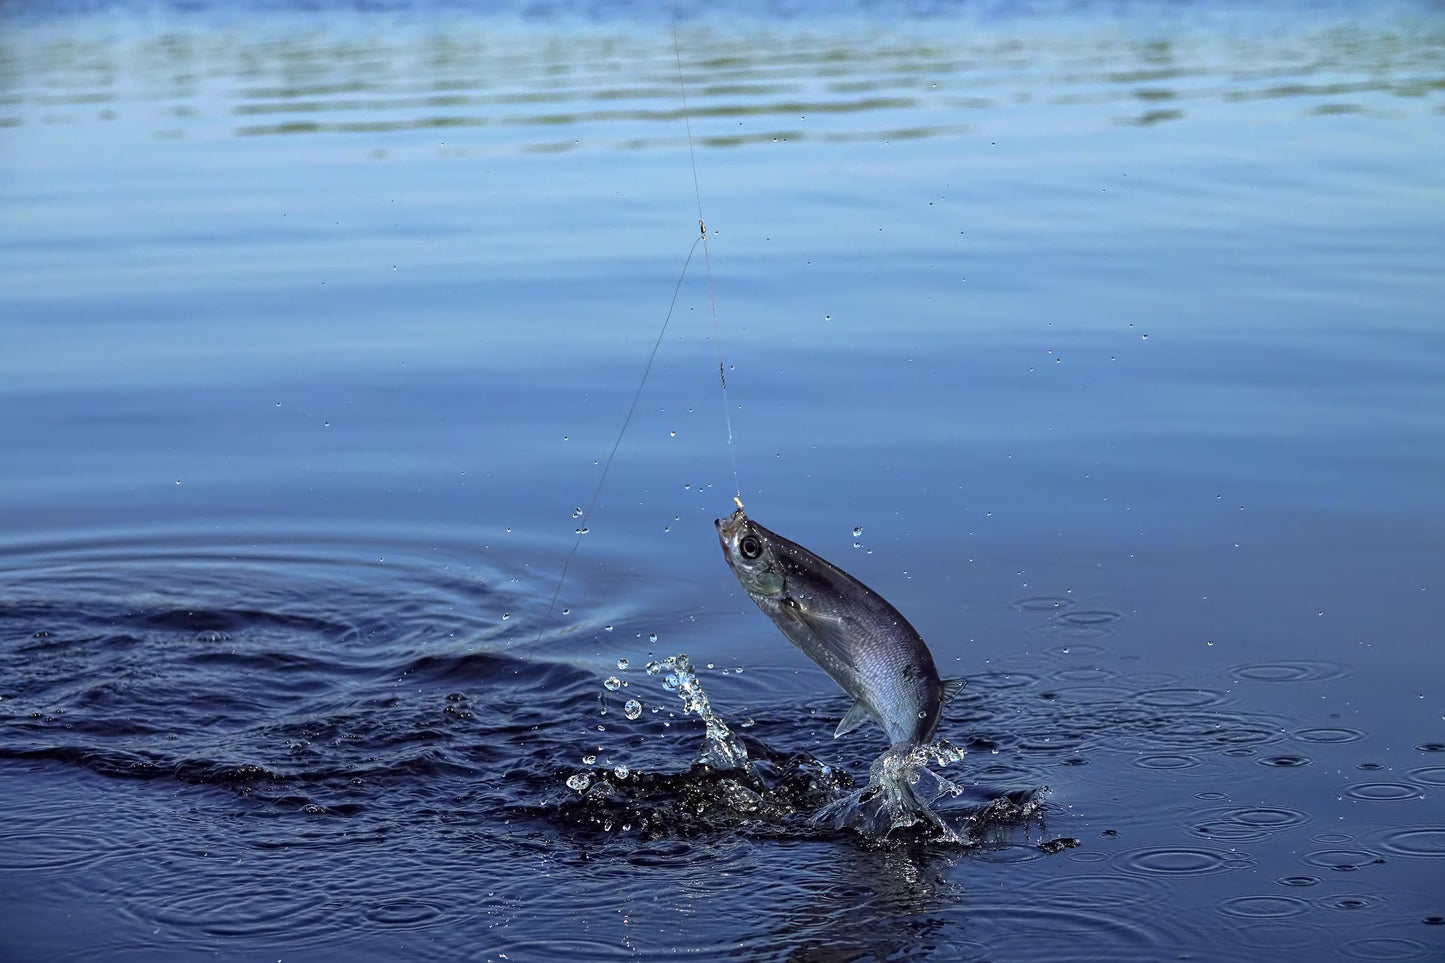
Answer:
[783,600,861,672]
[833,698,875,739]
[942,678,966,702]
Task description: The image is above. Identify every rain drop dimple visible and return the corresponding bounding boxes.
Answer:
[603,676,622,692]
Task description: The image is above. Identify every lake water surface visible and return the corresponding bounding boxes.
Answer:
[3,1,1444,959]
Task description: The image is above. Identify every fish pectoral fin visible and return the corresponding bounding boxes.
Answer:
[782,601,862,672]
[833,699,875,739]
[942,678,967,702]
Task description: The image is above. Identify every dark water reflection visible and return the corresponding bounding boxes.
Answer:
[4,0,1445,960]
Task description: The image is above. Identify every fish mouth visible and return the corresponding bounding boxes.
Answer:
[715,508,747,556]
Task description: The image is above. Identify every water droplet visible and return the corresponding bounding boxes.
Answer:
[575,527,589,535]
[853,542,862,549]
[501,612,510,621]
[603,676,622,692]
[624,700,642,720]
[571,507,583,519]
[604,624,614,632]
[853,526,863,537]
[645,661,662,675]
[669,430,676,437]
[613,764,630,779]
[617,658,629,670]
[648,633,658,644]
[323,421,330,427]
[825,314,832,321]
[683,483,691,490]
[566,773,590,792]
[582,754,596,765]
[562,608,571,615]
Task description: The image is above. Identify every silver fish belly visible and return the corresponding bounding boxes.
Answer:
[715,507,962,748]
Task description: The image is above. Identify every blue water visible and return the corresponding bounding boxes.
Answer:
[3,1,1444,959]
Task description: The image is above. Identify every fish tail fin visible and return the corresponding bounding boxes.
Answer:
[941,678,966,702]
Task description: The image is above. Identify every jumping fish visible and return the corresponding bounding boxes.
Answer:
[716,505,963,748]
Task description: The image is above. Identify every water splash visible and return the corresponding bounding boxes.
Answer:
[650,653,750,771]
[812,740,974,843]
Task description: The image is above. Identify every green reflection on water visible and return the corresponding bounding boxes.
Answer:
[1,9,1441,152]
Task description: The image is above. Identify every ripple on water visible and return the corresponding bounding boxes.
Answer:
[970,671,1040,690]
[1301,849,1386,872]
[1135,687,1227,708]
[0,830,119,871]
[143,887,332,939]
[1051,609,1123,639]
[1316,894,1388,911]
[1366,828,1445,859]
[958,900,1175,962]
[1192,806,1309,842]
[1339,937,1433,961]
[1046,642,1108,658]
[1346,782,1423,801]
[1024,873,1162,909]
[1219,895,1310,919]
[1014,596,1075,612]
[1133,754,1202,771]
[1408,767,1445,786]
[1277,875,1323,887]
[1232,661,1348,683]
[1117,847,1249,878]
[1294,726,1367,744]
[363,898,445,928]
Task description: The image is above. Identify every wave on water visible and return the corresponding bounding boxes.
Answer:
[544,653,1052,848]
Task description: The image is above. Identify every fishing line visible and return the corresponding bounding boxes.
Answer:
[521,235,704,670]
[515,24,744,681]
[672,23,742,503]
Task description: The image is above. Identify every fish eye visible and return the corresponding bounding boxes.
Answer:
[739,534,762,560]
